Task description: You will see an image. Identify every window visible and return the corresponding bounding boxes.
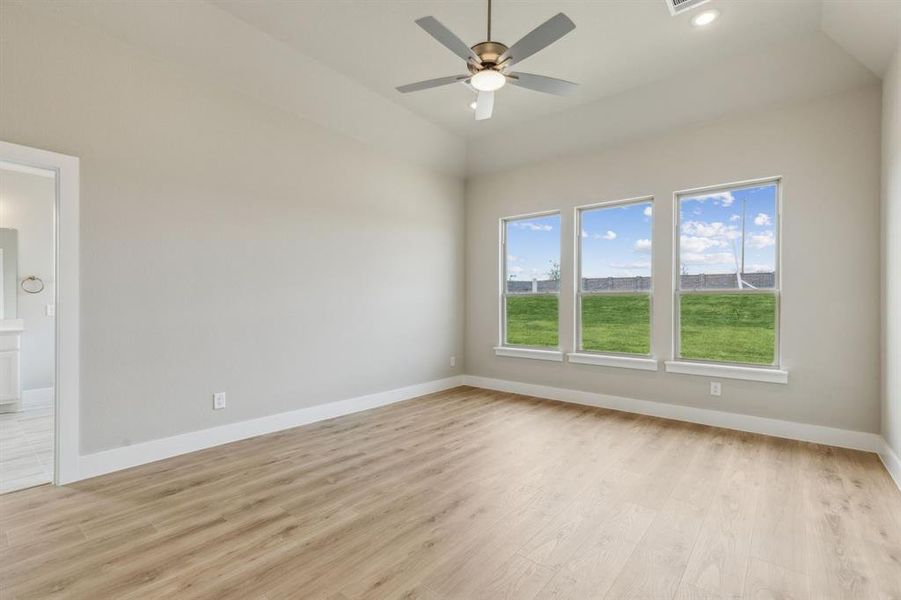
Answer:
[675,179,780,366]
[576,198,653,356]
[500,212,561,349]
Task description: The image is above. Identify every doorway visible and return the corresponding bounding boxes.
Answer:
[0,162,56,493]
[0,141,80,490]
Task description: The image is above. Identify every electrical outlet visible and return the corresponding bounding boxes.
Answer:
[450,356,456,367]
[45,304,55,317]
[710,382,722,397]
[213,392,226,410]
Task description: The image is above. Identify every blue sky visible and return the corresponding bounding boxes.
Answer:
[581,201,653,278]
[504,183,777,281]
[505,214,560,281]
[679,183,777,275]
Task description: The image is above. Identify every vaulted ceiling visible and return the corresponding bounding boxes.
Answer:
[22,0,901,174]
[213,0,826,137]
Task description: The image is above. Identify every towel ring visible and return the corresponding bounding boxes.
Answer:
[21,276,44,294]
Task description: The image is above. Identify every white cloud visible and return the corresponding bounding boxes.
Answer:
[509,265,524,274]
[682,251,736,265]
[507,254,519,262]
[688,191,734,207]
[633,239,652,253]
[753,213,772,226]
[749,263,775,273]
[748,231,775,249]
[581,229,588,238]
[513,221,553,231]
[643,206,653,217]
[681,236,726,254]
[730,214,741,222]
[681,220,741,240]
[609,261,651,270]
[676,221,748,268]
[601,230,617,240]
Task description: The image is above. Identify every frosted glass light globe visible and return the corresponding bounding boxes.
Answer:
[471,70,506,92]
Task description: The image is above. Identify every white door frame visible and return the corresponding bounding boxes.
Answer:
[0,140,80,484]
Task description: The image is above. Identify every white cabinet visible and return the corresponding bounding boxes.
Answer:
[0,319,23,413]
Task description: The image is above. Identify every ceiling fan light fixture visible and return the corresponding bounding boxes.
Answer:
[471,69,506,92]
[396,1,578,120]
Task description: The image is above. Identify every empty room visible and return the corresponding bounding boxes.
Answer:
[0,0,900,598]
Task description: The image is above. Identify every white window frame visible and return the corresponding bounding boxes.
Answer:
[495,210,563,361]
[667,176,787,383]
[568,196,657,371]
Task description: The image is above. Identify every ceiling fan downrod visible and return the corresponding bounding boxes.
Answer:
[471,0,507,73]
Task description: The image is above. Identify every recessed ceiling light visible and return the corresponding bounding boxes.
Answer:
[469,101,478,110]
[691,9,720,27]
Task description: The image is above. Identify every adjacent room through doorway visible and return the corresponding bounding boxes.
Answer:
[0,161,56,494]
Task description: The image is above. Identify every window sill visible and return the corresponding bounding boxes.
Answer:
[664,361,788,384]
[568,353,659,371]
[494,346,564,362]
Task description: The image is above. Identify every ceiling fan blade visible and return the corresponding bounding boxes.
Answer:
[415,16,481,63]
[396,75,469,93]
[498,13,575,67]
[475,90,494,121]
[508,72,578,96]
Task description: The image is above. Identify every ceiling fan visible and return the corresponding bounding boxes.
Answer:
[396,0,578,121]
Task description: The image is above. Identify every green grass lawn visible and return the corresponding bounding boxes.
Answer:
[679,293,776,365]
[505,295,559,347]
[581,294,651,355]
[505,292,776,364]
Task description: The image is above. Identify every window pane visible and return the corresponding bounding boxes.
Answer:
[581,293,651,354]
[504,213,560,347]
[679,293,776,365]
[679,183,777,290]
[578,200,652,355]
[581,201,652,288]
[505,295,559,347]
[505,214,561,294]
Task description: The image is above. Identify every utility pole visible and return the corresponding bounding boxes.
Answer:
[740,194,747,286]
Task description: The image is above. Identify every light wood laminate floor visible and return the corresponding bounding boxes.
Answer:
[0,400,52,495]
[1,386,899,599]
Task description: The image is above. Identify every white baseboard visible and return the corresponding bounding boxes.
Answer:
[21,387,53,409]
[880,439,901,493]
[76,375,465,482]
[70,373,900,495]
[463,375,884,453]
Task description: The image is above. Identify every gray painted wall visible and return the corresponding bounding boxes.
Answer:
[0,3,889,459]
[883,43,901,456]
[466,86,883,434]
[0,5,465,453]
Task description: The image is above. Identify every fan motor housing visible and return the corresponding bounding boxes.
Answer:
[469,41,509,72]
